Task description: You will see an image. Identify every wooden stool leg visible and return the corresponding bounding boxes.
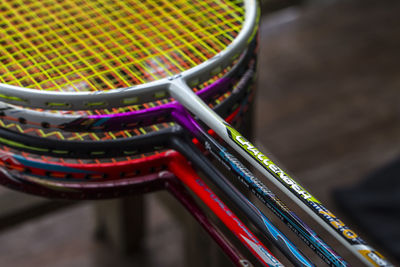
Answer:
[157,190,232,267]
[94,195,145,255]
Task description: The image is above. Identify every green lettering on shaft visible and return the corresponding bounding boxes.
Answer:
[225,124,320,204]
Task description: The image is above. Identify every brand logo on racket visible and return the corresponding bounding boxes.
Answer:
[224,124,319,203]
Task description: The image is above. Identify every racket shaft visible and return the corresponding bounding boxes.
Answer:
[166,176,253,267]
[169,79,393,267]
[168,158,280,267]
[170,136,314,267]
[187,121,348,266]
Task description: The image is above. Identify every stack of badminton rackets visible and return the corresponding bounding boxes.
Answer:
[0,0,392,266]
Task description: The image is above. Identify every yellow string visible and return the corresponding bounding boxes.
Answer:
[0,0,244,92]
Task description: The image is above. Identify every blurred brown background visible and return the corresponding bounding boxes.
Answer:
[254,0,400,265]
[0,0,399,266]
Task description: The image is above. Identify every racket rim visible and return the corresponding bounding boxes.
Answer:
[0,39,258,133]
[0,55,257,161]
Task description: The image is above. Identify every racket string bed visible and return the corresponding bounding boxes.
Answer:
[0,0,244,91]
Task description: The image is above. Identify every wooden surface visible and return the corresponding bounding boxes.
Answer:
[0,0,399,266]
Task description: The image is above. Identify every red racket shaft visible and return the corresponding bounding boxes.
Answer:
[165,174,250,267]
[168,153,279,267]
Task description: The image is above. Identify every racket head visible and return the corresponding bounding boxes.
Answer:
[0,37,258,132]
[0,66,256,182]
[0,46,258,161]
[0,85,254,181]
[0,0,258,110]
[0,68,255,157]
